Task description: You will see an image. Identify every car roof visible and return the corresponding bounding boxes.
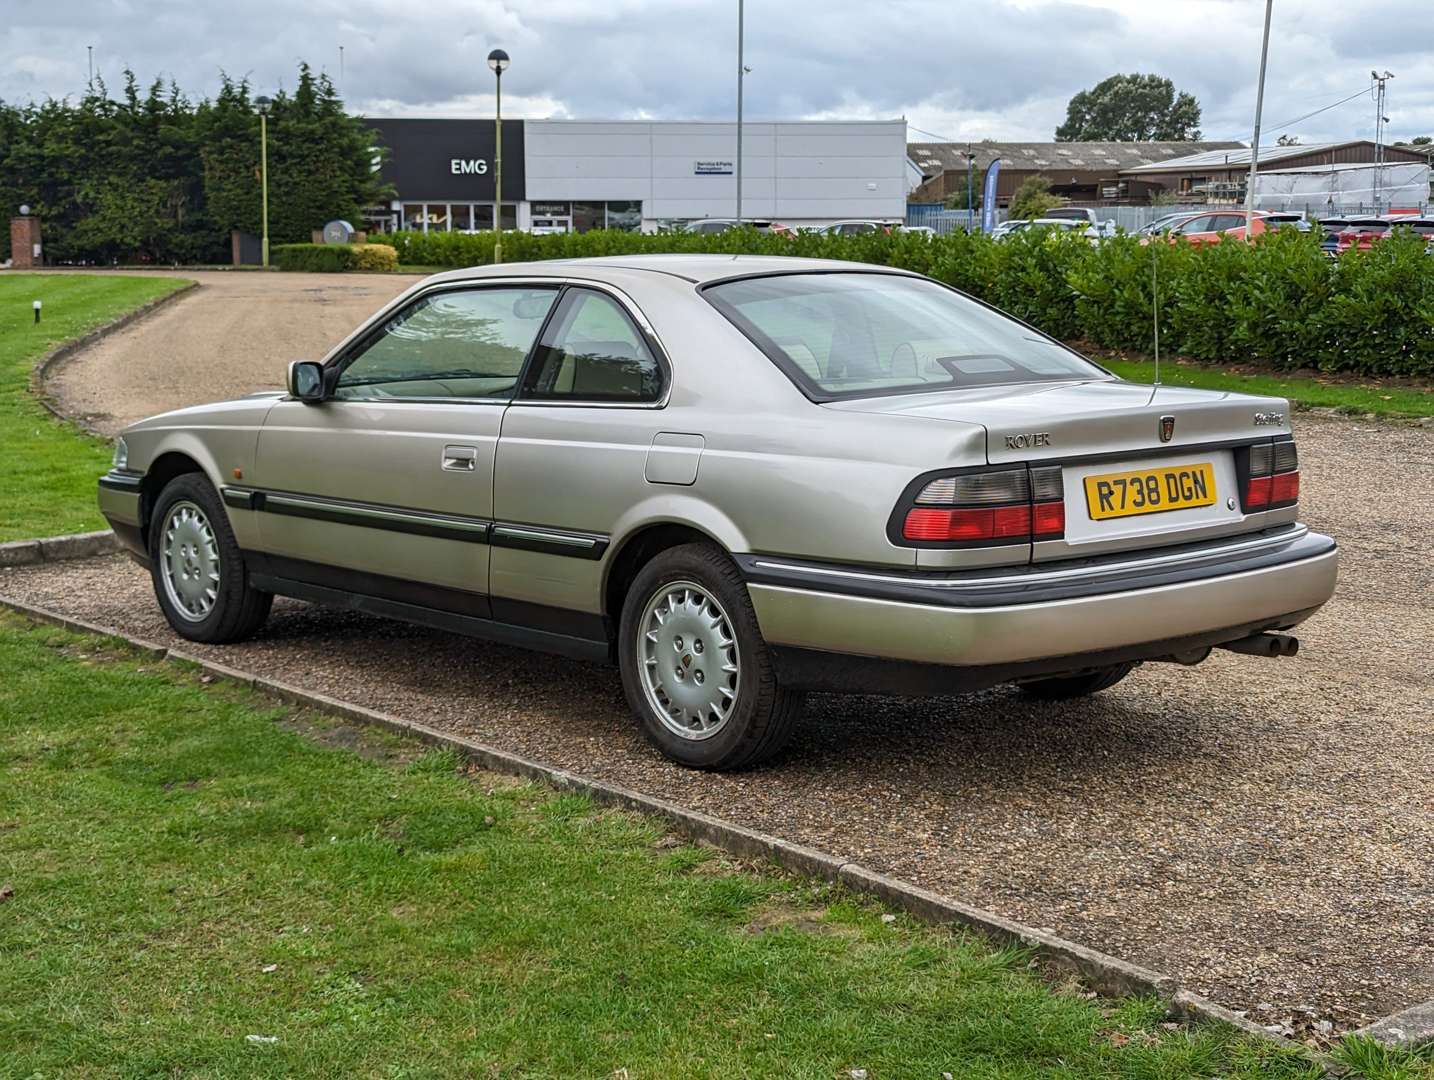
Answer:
[426,254,906,286]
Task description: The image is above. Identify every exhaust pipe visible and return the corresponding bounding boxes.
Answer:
[1218,632,1299,658]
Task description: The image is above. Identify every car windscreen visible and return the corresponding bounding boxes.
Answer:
[703,272,1107,400]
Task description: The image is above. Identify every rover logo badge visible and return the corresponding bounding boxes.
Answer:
[1159,415,1175,443]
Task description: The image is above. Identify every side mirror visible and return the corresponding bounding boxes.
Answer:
[287,360,326,403]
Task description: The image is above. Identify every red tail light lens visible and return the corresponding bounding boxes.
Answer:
[1271,470,1299,506]
[897,465,1065,545]
[1243,437,1298,512]
[1245,475,1272,509]
[1032,501,1065,537]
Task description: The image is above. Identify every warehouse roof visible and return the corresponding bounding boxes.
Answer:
[907,140,1245,177]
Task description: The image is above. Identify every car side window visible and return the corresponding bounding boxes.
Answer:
[1177,216,1214,234]
[520,288,662,403]
[333,287,558,400]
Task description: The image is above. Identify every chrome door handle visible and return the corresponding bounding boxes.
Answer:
[442,445,478,472]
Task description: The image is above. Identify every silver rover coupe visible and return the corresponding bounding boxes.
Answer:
[99,255,1338,769]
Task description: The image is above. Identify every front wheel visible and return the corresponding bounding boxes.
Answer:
[618,543,804,770]
[148,473,272,644]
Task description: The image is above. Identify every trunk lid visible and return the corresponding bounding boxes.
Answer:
[826,378,1296,561]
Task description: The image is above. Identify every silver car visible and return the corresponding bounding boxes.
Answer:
[98,255,1338,770]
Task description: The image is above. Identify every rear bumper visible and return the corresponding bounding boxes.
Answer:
[741,525,1337,676]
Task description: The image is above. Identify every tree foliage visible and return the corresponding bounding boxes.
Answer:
[1008,175,1061,220]
[1055,73,1202,142]
[0,64,389,263]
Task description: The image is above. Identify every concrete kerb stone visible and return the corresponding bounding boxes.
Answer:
[0,590,1340,1060]
[0,530,119,569]
[29,279,201,434]
[1352,998,1434,1050]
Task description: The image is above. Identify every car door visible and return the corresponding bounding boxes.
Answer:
[490,285,670,633]
[246,283,561,617]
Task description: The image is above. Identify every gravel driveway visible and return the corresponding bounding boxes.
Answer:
[10,270,1434,1034]
[46,270,422,437]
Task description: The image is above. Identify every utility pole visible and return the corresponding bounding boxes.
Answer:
[86,45,93,88]
[339,45,345,92]
[1244,0,1273,236]
[736,0,745,224]
[1372,70,1393,212]
[966,143,974,231]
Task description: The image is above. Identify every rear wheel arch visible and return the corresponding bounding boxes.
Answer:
[602,523,729,646]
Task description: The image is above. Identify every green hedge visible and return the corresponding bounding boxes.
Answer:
[378,226,1434,377]
[273,242,398,273]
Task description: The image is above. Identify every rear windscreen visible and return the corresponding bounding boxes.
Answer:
[704,273,1107,400]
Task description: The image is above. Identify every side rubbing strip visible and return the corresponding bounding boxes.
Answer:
[221,487,258,510]
[223,486,608,558]
[490,524,609,560]
[263,493,491,544]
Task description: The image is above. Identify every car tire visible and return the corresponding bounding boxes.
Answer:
[618,543,804,771]
[148,472,272,644]
[1016,662,1135,701]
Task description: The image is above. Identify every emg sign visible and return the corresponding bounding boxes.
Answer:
[451,158,489,175]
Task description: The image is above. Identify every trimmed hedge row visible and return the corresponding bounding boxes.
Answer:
[274,242,398,273]
[380,227,1434,377]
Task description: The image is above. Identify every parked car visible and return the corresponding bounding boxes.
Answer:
[815,220,897,237]
[1150,212,1268,245]
[1037,207,1116,235]
[1260,211,1313,233]
[1023,218,1103,242]
[897,225,937,239]
[1316,217,1351,256]
[1335,216,1434,254]
[682,218,775,235]
[989,219,1028,239]
[98,256,1337,770]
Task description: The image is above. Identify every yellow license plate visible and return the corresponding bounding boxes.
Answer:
[1084,462,1217,521]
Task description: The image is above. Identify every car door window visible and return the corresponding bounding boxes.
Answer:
[521,288,662,403]
[333,287,558,400]
[1176,216,1215,234]
[1212,214,1247,232]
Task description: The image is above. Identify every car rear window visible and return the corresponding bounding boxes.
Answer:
[703,272,1107,400]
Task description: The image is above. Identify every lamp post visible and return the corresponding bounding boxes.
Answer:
[966,145,975,231]
[255,95,273,268]
[487,49,510,264]
[1244,0,1273,237]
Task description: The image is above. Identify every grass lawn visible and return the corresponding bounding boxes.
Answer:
[0,273,189,542]
[0,613,1360,1079]
[1094,353,1434,420]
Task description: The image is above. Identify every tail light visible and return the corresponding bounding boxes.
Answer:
[893,465,1065,546]
[1243,437,1299,512]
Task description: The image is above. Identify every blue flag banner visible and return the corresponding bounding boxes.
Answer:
[980,159,1001,234]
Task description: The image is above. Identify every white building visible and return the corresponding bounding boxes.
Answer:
[366,117,908,234]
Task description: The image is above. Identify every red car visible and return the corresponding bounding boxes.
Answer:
[1335,216,1434,254]
[1141,211,1268,246]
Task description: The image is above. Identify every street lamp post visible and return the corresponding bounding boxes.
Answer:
[487,49,510,265]
[255,96,273,268]
[1244,0,1273,236]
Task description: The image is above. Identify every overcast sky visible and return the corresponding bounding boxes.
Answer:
[5,0,1432,146]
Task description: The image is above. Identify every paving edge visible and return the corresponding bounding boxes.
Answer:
[0,590,1351,1065]
[1351,998,1434,1050]
[0,530,119,569]
[29,279,201,434]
